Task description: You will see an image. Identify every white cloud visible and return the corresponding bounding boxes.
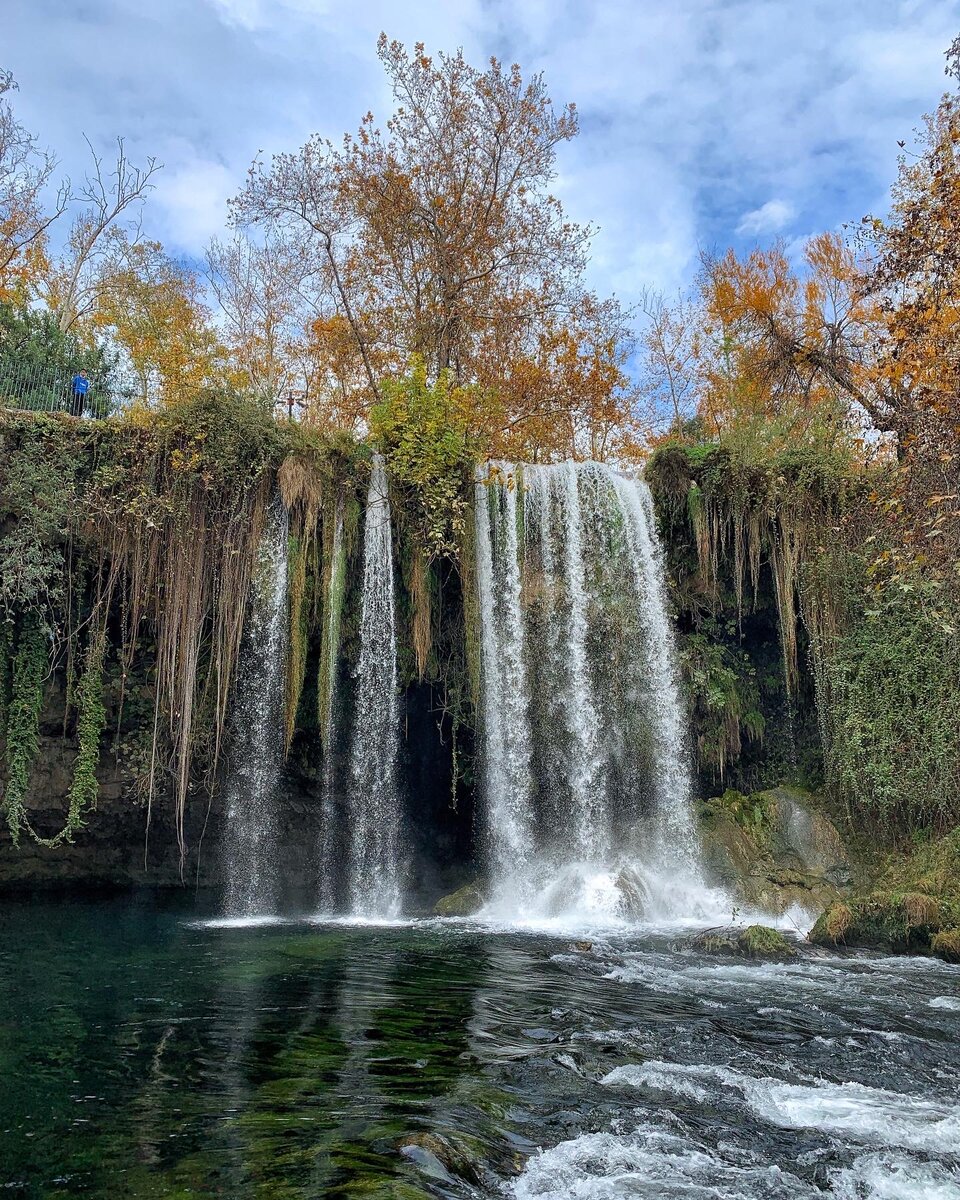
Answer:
[153,156,237,252]
[736,199,797,237]
[3,0,959,302]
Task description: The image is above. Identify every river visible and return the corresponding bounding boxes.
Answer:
[1,897,959,1198]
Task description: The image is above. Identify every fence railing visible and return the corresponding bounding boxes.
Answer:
[0,361,113,418]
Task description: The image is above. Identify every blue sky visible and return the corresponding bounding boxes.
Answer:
[5,0,960,305]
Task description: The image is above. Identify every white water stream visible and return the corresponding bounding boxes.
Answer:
[475,460,727,925]
[222,501,290,917]
[345,454,402,917]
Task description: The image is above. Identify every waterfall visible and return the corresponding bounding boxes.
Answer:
[317,496,345,913]
[346,454,402,917]
[476,461,722,924]
[475,467,534,903]
[222,500,289,917]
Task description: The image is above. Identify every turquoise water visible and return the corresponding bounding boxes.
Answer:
[2,898,960,1198]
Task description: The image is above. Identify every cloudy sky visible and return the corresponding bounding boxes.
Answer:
[5,0,959,303]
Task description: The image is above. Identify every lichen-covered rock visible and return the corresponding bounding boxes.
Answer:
[433,881,484,917]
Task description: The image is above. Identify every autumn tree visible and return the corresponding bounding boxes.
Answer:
[0,70,67,304]
[485,293,641,460]
[93,239,225,405]
[856,35,960,571]
[695,236,870,448]
[232,36,632,457]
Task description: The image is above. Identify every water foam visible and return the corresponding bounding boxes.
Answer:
[511,1122,815,1199]
[604,1061,960,1153]
[831,1152,960,1199]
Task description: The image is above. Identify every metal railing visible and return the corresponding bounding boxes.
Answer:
[0,361,114,418]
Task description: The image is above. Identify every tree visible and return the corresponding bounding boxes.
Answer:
[92,239,224,405]
[488,293,641,460]
[205,231,320,409]
[0,70,67,304]
[232,35,627,459]
[44,139,161,334]
[0,300,116,414]
[696,236,869,446]
[857,35,960,572]
[636,288,700,438]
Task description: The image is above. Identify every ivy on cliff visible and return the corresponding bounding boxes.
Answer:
[2,615,48,846]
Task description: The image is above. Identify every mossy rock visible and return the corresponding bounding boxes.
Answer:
[809,892,944,952]
[398,1132,486,1187]
[692,924,796,959]
[931,928,960,964]
[434,882,484,917]
[809,902,854,946]
[738,924,796,957]
[761,786,852,886]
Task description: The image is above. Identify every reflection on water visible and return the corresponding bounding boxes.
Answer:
[1,898,960,1198]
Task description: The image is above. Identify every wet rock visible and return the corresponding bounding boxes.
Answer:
[699,786,851,920]
[808,902,853,947]
[613,865,652,919]
[570,940,593,953]
[764,786,853,887]
[932,929,960,964]
[433,881,484,917]
[692,924,796,959]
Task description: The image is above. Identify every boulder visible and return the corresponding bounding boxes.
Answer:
[433,881,484,917]
[692,923,796,959]
[699,786,851,920]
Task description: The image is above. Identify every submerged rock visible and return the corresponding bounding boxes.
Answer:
[692,924,796,959]
[398,1132,487,1187]
[434,882,484,917]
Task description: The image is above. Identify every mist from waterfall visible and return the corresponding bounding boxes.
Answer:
[475,460,724,925]
[345,454,402,917]
[222,500,290,917]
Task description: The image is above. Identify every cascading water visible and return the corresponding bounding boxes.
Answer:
[221,500,289,917]
[476,460,725,925]
[317,496,346,913]
[475,468,535,895]
[345,454,402,917]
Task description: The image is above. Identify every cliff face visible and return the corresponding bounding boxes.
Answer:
[0,411,828,899]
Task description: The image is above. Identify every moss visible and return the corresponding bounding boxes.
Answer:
[809,902,853,946]
[434,882,484,917]
[931,929,960,964]
[739,924,795,957]
[693,924,795,958]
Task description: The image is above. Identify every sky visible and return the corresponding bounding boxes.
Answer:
[4,0,960,306]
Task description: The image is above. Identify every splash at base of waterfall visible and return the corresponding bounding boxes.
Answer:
[480,857,734,931]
